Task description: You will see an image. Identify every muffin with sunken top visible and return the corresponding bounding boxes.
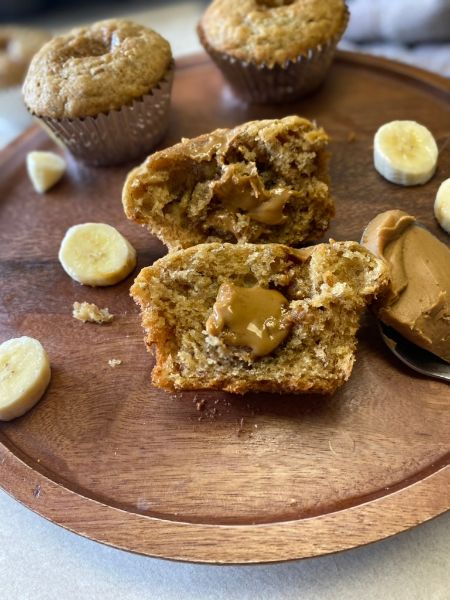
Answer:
[23,19,174,166]
[198,0,349,103]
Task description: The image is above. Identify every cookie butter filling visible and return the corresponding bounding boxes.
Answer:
[362,209,450,363]
[206,283,291,356]
[213,164,289,225]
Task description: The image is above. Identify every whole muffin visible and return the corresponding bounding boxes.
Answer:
[198,0,349,103]
[0,26,50,89]
[23,19,174,166]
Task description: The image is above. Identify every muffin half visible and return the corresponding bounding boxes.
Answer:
[131,241,388,394]
[123,115,334,250]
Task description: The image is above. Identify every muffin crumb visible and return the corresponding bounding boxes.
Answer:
[195,398,207,411]
[108,358,122,368]
[72,301,114,324]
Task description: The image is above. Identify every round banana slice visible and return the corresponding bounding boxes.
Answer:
[434,178,450,234]
[59,223,137,286]
[0,336,51,421]
[373,120,438,186]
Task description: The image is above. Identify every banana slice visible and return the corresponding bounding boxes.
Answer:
[0,337,51,421]
[434,178,450,234]
[27,151,66,193]
[373,120,438,186]
[59,223,137,286]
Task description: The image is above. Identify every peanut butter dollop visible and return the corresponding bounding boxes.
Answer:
[362,209,450,363]
[206,283,290,356]
[213,164,289,225]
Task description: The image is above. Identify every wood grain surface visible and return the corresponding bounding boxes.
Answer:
[0,52,449,564]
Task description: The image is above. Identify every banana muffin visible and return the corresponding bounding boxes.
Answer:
[123,115,334,250]
[198,0,349,103]
[131,241,388,394]
[23,19,174,165]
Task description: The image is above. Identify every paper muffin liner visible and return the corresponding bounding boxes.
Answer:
[198,7,349,104]
[30,64,174,166]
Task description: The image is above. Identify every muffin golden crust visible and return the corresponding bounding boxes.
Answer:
[23,19,172,119]
[123,115,333,250]
[131,241,389,394]
[0,26,50,88]
[199,0,348,66]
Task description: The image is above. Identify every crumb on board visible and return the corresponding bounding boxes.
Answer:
[72,301,114,324]
[108,358,122,368]
[347,131,357,142]
[191,396,225,421]
[195,398,206,412]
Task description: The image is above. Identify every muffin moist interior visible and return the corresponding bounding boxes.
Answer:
[131,242,389,394]
[125,117,332,249]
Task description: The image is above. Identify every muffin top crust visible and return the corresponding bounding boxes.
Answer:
[0,26,50,88]
[199,0,348,66]
[23,19,172,119]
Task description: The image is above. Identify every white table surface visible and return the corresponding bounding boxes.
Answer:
[1,2,449,598]
[1,488,449,600]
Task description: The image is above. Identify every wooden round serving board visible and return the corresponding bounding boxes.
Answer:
[0,52,449,564]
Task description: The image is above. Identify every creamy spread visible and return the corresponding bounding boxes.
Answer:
[362,209,450,363]
[206,282,291,356]
[213,164,289,225]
